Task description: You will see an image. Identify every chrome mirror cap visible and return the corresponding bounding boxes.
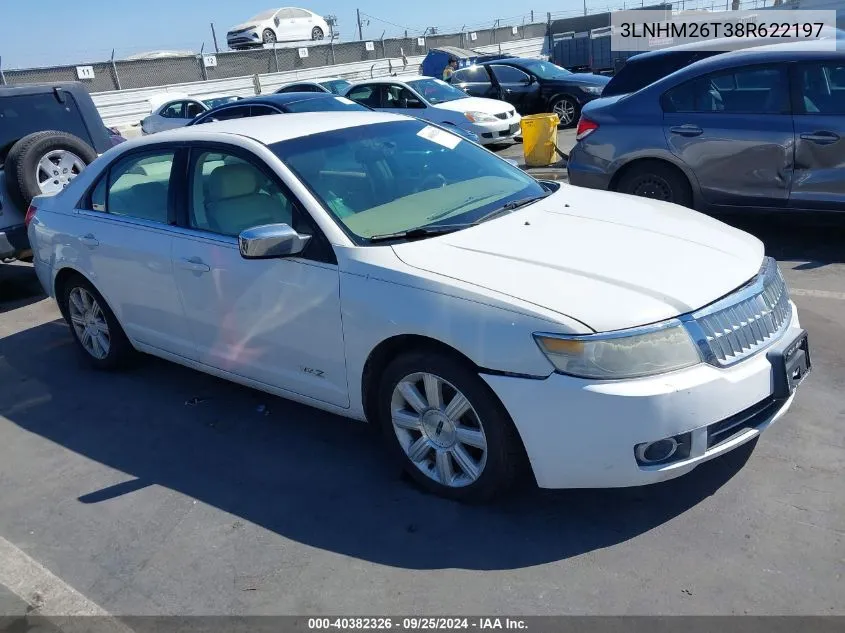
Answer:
[238,224,311,259]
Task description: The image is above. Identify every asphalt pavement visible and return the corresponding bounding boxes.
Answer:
[0,182,843,617]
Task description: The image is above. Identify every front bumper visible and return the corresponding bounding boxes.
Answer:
[227,30,260,47]
[470,115,522,144]
[482,302,803,489]
[0,223,31,260]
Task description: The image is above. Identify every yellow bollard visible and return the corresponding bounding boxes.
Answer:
[520,113,560,167]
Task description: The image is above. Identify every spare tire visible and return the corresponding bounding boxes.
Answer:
[5,131,98,207]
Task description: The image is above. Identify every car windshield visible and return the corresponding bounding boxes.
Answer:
[407,79,469,105]
[271,119,545,242]
[249,9,277,21]
[283,96,369,113]
[319,79,352,95]
[516,60,571,79]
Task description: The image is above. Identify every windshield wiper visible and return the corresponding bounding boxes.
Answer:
[472,192,551,224]
[368,224,470,243]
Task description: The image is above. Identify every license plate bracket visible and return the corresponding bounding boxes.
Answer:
[767,329,811,400]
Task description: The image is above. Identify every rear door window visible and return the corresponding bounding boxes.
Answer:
[489,65,531,84]
[662,65,789,114]
[0,92,95,156]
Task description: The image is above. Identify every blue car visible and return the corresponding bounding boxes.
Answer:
[568,40,845,213]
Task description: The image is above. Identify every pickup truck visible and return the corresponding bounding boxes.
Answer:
[0,82,122,262]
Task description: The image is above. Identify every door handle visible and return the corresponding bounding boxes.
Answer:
[800,131,840,145]
[79,233,99,247]
[669,125,703,137]
[177,257,210,273]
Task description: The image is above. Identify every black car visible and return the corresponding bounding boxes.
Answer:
[188,92,370,126]
[449,57,609,127]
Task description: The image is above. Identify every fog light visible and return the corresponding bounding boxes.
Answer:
[634,432,692,466]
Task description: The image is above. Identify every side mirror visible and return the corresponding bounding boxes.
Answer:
[407,98,425,109]
[239,224,311,259]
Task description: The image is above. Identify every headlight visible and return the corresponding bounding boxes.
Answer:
[534,321,701,380]
[581,85,604,96]
[464,111,498,123]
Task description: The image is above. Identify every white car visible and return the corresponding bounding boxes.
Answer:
[227,7,329,49]
[141,94,208,135]
[345,76,521,145]
[26,113,811,502]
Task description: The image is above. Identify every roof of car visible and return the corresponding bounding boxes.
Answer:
[678,38,843,75]
[355,75,431,84]
[153,111,407,145]
[218,92,344,106]
[0,81,90,97]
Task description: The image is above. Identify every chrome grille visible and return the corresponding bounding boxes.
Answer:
[686,258,791,366]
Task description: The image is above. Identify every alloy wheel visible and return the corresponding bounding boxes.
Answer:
[36,150,85,195]
[390,372,488,487]
[68,287,111,360]
[553,99,576,126]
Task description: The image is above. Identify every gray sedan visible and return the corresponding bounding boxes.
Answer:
[567,40,845,213]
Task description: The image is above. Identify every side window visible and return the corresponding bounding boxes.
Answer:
[88,151,175,223]
[452,67,490,84]
[205,105,251,122]
[159,102,186,119]
[663,66,788,114]
[290,8,310,18]
[250,105,280,117]
[190,151,296,237]
[798,62,845,114]
[185,101,206,118]
[385,85,419,108]
[490,65,531,84]
[346,85,381,108]
[277,8,293,19]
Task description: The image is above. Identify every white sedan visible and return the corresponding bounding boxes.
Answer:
[227,7,329,49]
[345,76,521,145]
[26,113,810,502]
[141,94,208,135]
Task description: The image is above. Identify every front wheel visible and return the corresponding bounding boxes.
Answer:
[262,28,277,44]
[551,96,578,128]
[311,26,324,40]
[378,351,525,502]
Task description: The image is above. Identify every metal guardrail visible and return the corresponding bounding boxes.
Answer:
[94,37,547,129]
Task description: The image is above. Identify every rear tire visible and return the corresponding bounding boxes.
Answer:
[377,350,526,503]
[5,131,97,207]
[616,160,693,208]
[311,26,324,40]
[61,275,134,370]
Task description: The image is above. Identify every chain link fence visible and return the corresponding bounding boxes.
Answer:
[0,22,548,93]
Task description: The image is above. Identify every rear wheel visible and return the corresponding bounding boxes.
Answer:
[551,96,578,128]
[262,28,277,44]
[616,161,693,208]
[378,351,525,502]
[62,275,134,370]
[311,26,324,40]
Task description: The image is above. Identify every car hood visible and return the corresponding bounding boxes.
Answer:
[432,96,513,115]
[391,186,764,332]
[228,21,261,33]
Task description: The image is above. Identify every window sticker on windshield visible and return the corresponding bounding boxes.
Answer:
[417,125,461,150]
[335,96,355,105]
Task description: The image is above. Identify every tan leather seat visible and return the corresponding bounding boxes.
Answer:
[204,163,291,236]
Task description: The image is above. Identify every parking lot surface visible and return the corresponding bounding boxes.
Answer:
[1,206,844,616]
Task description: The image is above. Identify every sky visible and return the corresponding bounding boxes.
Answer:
[0,0,598,69]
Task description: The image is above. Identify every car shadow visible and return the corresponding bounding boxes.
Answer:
[0,263,45,313]
[713,212,845,266]
[0,320,755,571]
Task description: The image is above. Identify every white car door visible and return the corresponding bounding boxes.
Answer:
[71,148,195,357]
[273,8,297,41]
[290,8,314,39]
[170,146,349,407]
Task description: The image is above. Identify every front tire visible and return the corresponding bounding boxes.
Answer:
[378,351,525,502]
[62,276,134,370]
[551,96,578,128]
[262,28,277,44]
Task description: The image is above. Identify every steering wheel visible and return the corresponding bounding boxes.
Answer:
[418,173,447,191]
